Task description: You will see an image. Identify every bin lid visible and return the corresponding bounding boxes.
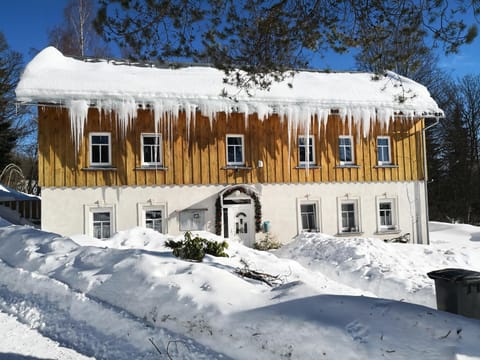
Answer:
[427,268,480,283]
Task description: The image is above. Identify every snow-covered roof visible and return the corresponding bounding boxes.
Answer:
[0,183,40,201]
[15,47,443,147]
[16,47,443,116]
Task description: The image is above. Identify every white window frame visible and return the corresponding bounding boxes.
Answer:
[377,136,392,166]
[84,204,115,239]
[226,134,245,166]
[297,199,321,233]
[89,132,112,167]
[337,197,361,234]
[339,135,354,165]
[376,196,398,232]
[141,133,163,166]
[298,135,315,166]
[137,202,167,234]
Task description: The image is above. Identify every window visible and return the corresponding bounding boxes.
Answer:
[377,198,398,231]
[226,135,244,165]
[90,133,111,166]
[145,210,163,232]
[300,202,318,232]
[339,136,354,164]
[137,203,166,233]
[339,200,360,233]
[92,210,112,239]
[299,136,315,165]
[377,136,391,165]
[179,209,206,231]
[141,134,162,166]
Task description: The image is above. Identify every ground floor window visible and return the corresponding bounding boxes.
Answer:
[297,199,320,232]
[92,210,112,239]
[300,203,318,231]
[145,209,163,232]
[339,199,360,233]
[138,203,166,233]
[377,198,398,232]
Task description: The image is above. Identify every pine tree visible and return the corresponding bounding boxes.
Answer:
[0,32,22,172]
[428,76,480,224]
[94,0,479,90]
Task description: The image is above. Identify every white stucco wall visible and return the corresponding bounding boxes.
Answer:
[41,181,428,244]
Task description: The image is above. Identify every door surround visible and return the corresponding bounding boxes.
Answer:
[215,185,262,246]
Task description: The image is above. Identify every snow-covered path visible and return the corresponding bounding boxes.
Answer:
[0,310,92,360]
[0,260,229,360]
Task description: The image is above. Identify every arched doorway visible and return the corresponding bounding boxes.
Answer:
[217,186,260,247]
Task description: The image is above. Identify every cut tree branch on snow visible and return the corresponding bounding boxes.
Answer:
[234,259,283,287]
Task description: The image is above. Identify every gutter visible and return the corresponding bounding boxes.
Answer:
[422,116,441,245]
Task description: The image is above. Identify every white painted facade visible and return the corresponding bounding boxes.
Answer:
[42,181,428,245]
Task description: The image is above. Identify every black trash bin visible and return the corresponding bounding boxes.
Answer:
[427,268,480,320]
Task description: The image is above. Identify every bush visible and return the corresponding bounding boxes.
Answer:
[253,232,282,251]
[166,232,229,261]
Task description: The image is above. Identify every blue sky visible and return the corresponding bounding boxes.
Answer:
[1,0,479,79]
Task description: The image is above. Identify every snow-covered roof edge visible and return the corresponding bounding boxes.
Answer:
[15,47,444,151]
[0,183,40,201]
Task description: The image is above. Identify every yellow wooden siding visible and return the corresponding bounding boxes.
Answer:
[38,107,426,187]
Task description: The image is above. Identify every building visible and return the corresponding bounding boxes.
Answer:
[0,183,41,226]
[15,47,443,245]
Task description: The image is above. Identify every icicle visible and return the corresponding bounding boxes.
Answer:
[303,109,311,176]
[361,108,373,138]
[184,102,191,142]
[67,99,89,155]
[153,100,163,134]
[114,99,137,137]
[238,103,249,128]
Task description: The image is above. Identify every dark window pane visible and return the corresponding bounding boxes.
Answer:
[235,147,243,162]
[101,145,109,162]
[143,136,155,145]
[228,137,242,145]
[92,135,108,144]
[94,212,110,221]
[299,146,306,161]
[92,147,100,163]
[144,146,152,162]
[228,147,235,162]
[345,147,352,161]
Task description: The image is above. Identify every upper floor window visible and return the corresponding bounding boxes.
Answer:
[339,136,354,165]
[141,133,162,166]
[299,136,315,165]
[377,136,391,165]
[226,135,244,165]
[90,132,111,166]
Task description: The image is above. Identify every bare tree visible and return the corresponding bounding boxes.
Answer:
[48,0,110,57]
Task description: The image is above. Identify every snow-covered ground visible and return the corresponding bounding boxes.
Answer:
[0,219,479,359]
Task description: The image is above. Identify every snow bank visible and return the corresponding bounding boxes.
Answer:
[0,220,480,359]
[16,47,443,150]
[0,217,10,227]
[276,231,480,307]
